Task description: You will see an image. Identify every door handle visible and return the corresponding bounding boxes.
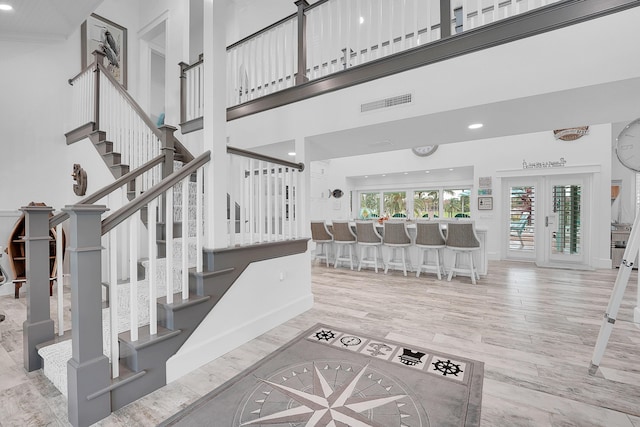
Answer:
[545,216,549,227]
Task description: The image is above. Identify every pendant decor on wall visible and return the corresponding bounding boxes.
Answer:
[72,164,87,196]
[553,126,589,141]
[328,189,344,198]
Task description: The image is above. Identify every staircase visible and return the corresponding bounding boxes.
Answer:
[19,46,309,427]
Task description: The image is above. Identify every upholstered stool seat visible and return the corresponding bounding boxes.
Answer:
[383,221,412,276]
[446,222,481,284]
[332,220,357,270]
[355,220,385,273]
[415,221,446,280]
[310,220,333,267]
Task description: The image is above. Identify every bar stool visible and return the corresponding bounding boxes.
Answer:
[332,220,357,270]
[355,220,384,273]
[383,221,412,276]
[310,221,333,267]
[446,222,481,284]
[415,221,446,280]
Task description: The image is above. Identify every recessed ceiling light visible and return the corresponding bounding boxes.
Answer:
[449,168,454,171]
[382,174,386,177]
[364,175,368,178]
[404,172,409,175]
[0,4,13,11]
[425,170,430,173]
[287,152,296,156]
[468,123,483,129]
[359,16,364,24]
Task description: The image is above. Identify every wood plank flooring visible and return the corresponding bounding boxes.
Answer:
[1,260,639,426]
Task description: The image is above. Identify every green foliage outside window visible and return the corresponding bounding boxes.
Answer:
[383,192,406,217]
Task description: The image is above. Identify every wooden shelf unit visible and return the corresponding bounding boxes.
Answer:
[6,206,65,299]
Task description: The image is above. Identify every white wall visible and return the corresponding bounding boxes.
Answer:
[226,0,304,45]
[310,125,613,268]
[166,251,313,382]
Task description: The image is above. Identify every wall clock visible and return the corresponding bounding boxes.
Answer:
[411,145,438,157]
[615,118,640,172]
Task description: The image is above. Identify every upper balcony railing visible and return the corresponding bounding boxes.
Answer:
[224,0,563,107]
[178,0,638,126]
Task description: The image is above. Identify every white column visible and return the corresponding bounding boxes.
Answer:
[204,0,230,249]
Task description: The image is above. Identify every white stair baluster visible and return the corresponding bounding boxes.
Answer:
[248,159,255,244]
[196,167,203,273]
[129,211,139,342]
[181,178,189,300]
[280,166,286,240]
[258,161,265,242]
[109,231,119,378]
[148,198,157,336]
[165,186,174,304]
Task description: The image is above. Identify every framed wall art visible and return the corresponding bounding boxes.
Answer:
[81,13,127,88]
[478,196,493,210]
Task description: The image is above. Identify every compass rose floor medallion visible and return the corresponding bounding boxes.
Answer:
[160,324,484,426]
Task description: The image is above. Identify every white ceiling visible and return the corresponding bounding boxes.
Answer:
[248,76,640,162]
[0,0,103,42]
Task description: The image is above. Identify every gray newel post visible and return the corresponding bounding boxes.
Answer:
[178,62,188,125]
[22,204,55,372]
[294,0,309,85]
[92,50,106,130]
[440,0,452,38]
[63,204,111,427]
[160,124,177,179]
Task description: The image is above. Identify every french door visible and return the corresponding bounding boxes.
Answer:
[505,174,589,268]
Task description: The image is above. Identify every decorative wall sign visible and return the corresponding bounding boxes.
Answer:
[522,157,566,169]
[553,126,589,141]
[478,196,493,210]
[72,164,87,196]
[81,14,127,88]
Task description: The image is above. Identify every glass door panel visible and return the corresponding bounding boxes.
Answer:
[509,185,535,253]
[550,184,581,257]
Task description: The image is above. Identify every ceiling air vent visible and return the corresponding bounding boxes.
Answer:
[361,93,412,113]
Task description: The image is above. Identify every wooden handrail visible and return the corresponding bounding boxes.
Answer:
[227,145,304,171]
[68,65,93,86]
[97,63,166,142]
[49,155,165,228]
[102,151,211,235]
[180,57,204,74]
[92,61,194,163]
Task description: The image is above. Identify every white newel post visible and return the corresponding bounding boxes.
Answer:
[204,0,229,250]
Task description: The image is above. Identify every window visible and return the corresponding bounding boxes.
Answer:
[383,191,407,217]
[359,192,380,219]
[454,7,464,34]
[357,186,473,219]
[442,188,471,218]
[413,190,439,218]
